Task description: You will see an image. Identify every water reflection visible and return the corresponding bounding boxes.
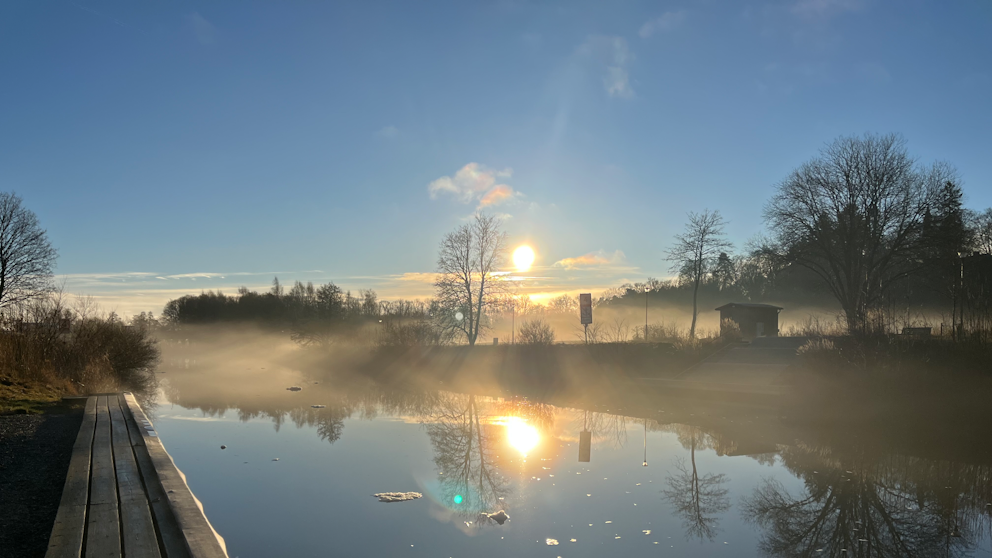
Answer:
[742,444,992,557]
[154,363,992,556]
[498,416,540,456]
[661,425,731,541]
[422,394,509,519]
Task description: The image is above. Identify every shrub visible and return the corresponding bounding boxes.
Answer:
[796,338,848,373]
[518,319,556,345]
[373,319,448,350]
[0,294,159,394]
[719,318,742,342]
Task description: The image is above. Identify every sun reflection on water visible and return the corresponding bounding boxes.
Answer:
[499,416,540,456]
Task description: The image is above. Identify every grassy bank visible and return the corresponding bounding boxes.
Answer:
[0,295,160,413]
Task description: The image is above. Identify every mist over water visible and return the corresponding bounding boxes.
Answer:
[144,331,992,558]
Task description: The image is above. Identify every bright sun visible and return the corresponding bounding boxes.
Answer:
[503,417,540,456]
[513,245,535,272]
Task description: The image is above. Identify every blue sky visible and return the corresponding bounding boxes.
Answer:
[3,0,990,314]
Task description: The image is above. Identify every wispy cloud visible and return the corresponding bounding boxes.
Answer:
[186,12,216,45]
[554,250,627,269]
[578,36,634,98]
[427,163,523,211]
[477,184,523,209]
[639,10,687,38]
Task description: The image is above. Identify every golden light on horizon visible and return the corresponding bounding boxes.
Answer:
[513,245,535,272]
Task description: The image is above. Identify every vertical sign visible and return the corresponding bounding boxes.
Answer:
[579,293,592,325]
[578,431,591,462]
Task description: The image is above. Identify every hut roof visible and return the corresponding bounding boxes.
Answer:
[714,303,783,311]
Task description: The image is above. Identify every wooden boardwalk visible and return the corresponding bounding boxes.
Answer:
[46,394,228,558]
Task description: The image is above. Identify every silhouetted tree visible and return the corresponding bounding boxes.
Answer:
[666,210,733,338]
[423,394,509,515]
[662,426,731,541]
[0,192,57,308]
[434,214,509,345]
[967,208,992,255]
[764,134,955,334]
[742,444,980,557]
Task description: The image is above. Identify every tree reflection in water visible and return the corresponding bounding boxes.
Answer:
[661,425,731,541]
[422,394,510,519]
[741,443,991,557]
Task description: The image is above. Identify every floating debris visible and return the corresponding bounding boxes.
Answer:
[546,539,559,546]
[569,539,576,543]
[373,492,422,503]
[605,520,612,524]
[311,405,326,409]
[484,510,510,525]
[286,386,302,391]
[220,445,227,450]
[272,458,279,461]
[642,530,651,535]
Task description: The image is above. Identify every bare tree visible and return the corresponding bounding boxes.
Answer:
[764,134,954,334]
[662,426,730,541]
[0,192,57,309]
[666,210,732,338]
[434,214,510,346]
[967,208,992,255]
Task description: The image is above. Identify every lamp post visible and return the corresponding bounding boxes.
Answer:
[511,296,516,345]
[644,289,649,342]
[642,417,648,467]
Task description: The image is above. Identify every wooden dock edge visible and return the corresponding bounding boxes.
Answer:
[45,396,97,558]
[122,393,229,558]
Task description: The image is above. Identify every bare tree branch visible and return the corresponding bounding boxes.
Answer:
[0,192,57,309]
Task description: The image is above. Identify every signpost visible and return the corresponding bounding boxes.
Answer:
[579,293,592,343]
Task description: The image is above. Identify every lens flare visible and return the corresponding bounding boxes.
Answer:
[503,416,540,455]
[513,246,535,272]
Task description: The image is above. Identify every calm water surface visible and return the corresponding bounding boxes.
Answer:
[147,356,992,558]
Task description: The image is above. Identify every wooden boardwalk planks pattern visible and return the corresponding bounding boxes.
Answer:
[45,394,228,558]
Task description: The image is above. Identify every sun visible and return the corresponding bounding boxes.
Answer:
[513,245,535,272]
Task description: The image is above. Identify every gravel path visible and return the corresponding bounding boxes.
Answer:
[0,406,83,558]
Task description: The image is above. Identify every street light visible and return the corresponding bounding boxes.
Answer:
[644,289,649,342]
[511,295,516,345]
[642,418,648,467]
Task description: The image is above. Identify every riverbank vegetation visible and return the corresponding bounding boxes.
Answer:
[0,293,160,412]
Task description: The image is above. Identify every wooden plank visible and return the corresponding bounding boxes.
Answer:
[122,393,229,558]
[120,395,191,558]
[45,396,97,558]
[109,396,161,558]
[86,395,121,558]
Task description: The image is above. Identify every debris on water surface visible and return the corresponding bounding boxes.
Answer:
[286,386,302,391]
[545,539,559,546]
[311,405,326,408]
[373,492,423,502]
[605,520,612,524]
[484,510,509,525]
[272,458,279,461]
[642,530,651,535]
[569,539,576,543]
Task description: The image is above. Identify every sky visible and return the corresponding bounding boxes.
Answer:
[2,0,990,316]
